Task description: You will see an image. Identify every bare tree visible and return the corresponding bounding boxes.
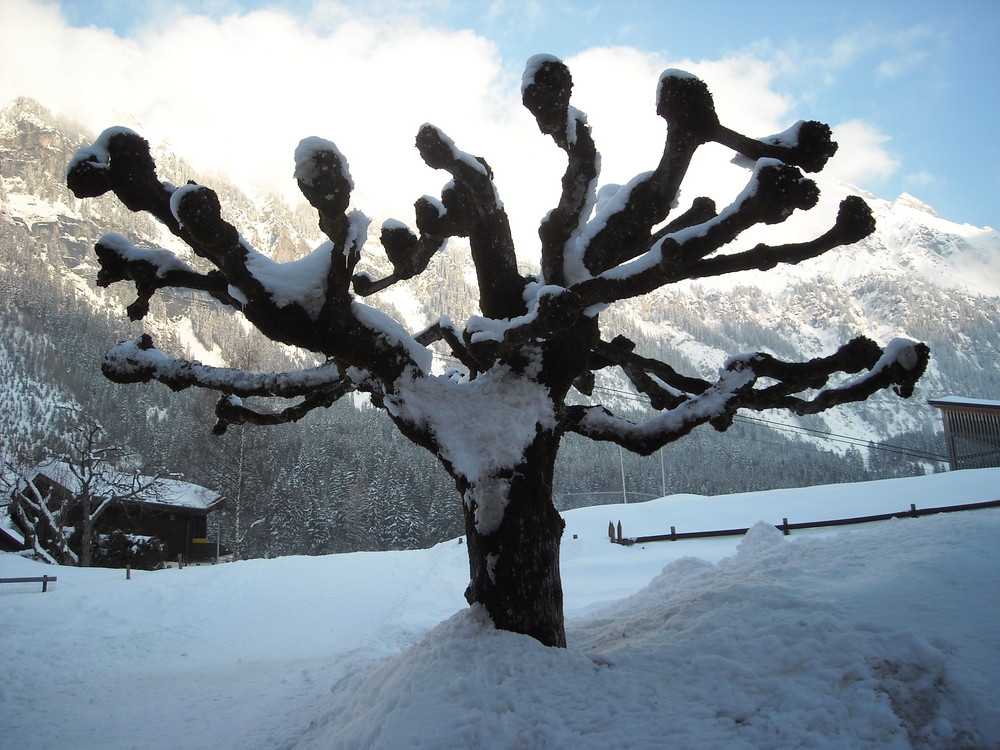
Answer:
[66,55,928,646]
[8,467,75,565]
[9,412,162,566]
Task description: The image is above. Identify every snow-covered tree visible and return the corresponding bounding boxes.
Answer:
[66,55,928,647]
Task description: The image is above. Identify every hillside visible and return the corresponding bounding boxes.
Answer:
[2,469,999,749]
[2,95,999,554]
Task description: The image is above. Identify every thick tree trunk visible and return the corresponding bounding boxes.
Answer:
[80,507,94,567]
[460,435,567,648]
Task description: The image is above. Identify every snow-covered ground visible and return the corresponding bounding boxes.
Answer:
[2,469,999,749]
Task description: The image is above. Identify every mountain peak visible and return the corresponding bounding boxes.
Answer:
[0,96,56,130]
[893,192,939,218]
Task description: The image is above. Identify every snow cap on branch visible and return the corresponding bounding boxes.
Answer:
[168,184,206,229]
[244,240,334,319]
[96,232,194,279]
[416,124,489,177]
[521,54,565,96]
[294,136,353,190]
[656,69,720,146]
[66,126,145,199]
[67,125,140,174]
[521,55,573,137]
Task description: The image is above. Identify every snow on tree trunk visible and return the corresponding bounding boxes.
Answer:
[459,435,566,648]
[385,354,569,645]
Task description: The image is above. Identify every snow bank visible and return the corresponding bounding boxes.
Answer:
[1,469,998,750]
[301,508,1000,749]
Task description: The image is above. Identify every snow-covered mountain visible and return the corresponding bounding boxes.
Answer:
[2,96,998,543]
[632,176,1000,448]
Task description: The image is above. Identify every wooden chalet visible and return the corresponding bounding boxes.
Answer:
[928,396,1000,471]
[17,460,225,563]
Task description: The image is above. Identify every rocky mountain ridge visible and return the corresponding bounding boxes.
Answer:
[2,96,997,553]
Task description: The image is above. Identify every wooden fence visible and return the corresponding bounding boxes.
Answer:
[0,575,58,592]
[609,498,1000,545]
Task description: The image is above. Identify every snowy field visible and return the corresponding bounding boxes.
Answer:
[2,469,999,750]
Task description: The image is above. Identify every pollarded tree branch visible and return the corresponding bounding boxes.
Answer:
[460,172,860,355]
[716,119,838,174]
[169,185,273,299]
[665,160,821,265]
[537,198,716,311]
[292,138,366,294]
[166,184,354,354]
[591,336,712,409]
[67,129,284,319]
[643,196,719,257]
[352,216,448,296]
[93,233,237,320]
[681,195,876,280]
[68,130,435,383]
[212,379,354,435]
[578,71,721,276]
[565,337,929,454]
[67,128,185,237]
[567,159,823,308]
[524,58,840,292]
[102,334,351,397]
[521,55,600,285]
[68,130,316,330]
[354,173,499,297]
[293,138,353,241]
[415,124,526,320]
[414,318,493,376]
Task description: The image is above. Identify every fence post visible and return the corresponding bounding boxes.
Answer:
[126,564,131,581]
[616,520,623,543]
[177,553,183,569]
[608,521,615,541]
[909,503,918,517]
[670,525,676,541]
[781,518,790,536]
[41,574,50,593]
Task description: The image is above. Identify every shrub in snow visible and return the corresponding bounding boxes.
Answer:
[92,531,165,570]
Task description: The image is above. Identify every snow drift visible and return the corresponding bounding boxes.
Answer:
[2,469,999,749]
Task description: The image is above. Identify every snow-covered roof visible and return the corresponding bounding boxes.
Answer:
[144,477,224,511]
[0,520,25,547]
[31,460,223,512]
[928,396,1000,411]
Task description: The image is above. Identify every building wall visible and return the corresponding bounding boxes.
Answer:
[99,505,209,560]
[937,406,1000,470]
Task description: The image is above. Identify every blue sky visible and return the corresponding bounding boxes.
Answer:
[3,0,998,233]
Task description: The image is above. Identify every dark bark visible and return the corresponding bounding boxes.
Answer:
[460,434,567,648]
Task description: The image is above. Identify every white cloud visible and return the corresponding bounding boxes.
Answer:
[904,171,936,188]
[1,0,900,258]
[824,119,900,185]
[2,1,526,221]
[747,22,946,110]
